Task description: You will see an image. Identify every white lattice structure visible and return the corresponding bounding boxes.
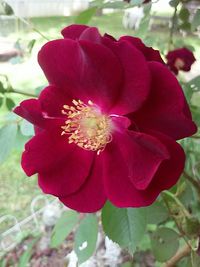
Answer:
[0,195,64,256]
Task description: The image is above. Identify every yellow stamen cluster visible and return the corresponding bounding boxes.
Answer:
[61,100,112,155]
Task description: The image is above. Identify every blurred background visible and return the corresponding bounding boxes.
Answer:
[0,0,200,266]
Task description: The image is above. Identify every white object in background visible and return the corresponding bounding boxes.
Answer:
[72,0,89,14]
[65,250,97,267]
[104,236,121,267]
[5,0,89,18]
[42,204,62,227]
[122,7,144,30]
[65,251,78,267]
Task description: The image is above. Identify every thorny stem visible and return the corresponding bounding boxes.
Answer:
[162,191,190,217]
[161,194,191,248]
[168,4,178,50]
[183,171,200,198]
[162,244,191,267]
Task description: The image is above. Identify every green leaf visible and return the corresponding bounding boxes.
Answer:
[6,98,15,110]
[14,129,29,151]
[51,210,79,248]
[35,85,46,95]
[27,39,36,54]
[2,1,14,15]
[191,106,200,127]
[102,202,147,252]
[188,76,200,92]
[179,7,190,22]
[146,202,168,224]
[18,237,39,267]
[192,10,200,30]
[102,1,126,8]
[0,97,3,108]
[135,5,151,37]
[130,0,144,5]
[179,21,191,31]
[181,83,193,103]
[191,250,200,267]
[150,227,179,262]
[75,214,98,264]
[20,120,34,136]
[0,259,7,267]
[0,81,5,93]
[75,7,97,24]
[9,56,23,64]
[0,124,17,164]
[169,0,179,7]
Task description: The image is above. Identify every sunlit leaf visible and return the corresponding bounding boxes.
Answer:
[146,201,168,224]
[179,7,190,22]
[75,214,98,264]
[18,237,39,267]
[192,10,200,30]
[75,7,97,24]
[150,227,179,262]
[0,124,17,164]
[6,98,15,110]
[0,81,5,93]
[51,210,79,248]
[27,39,36,54]
[102,202,147,252]
[0,97,3,108]
[20,120,34,136]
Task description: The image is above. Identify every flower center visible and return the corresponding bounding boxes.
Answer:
[61,100,113,155]
[174,58,185,70]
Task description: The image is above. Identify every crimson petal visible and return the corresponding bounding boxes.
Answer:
[103,131,185,207]
[79,27,102,43]
[103,39,151,115]
[61,24,89,39]
[38,85,72,117]
[132,62,197,140]
[14,99,45,128]
[105,130,169,191]
[38,39,122,112]
[22,131,94,196]
[60,157,106,212]
[119,36,164,64]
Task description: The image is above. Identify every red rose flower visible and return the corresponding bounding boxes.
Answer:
[14,25,196,213]
[166,47,196,75]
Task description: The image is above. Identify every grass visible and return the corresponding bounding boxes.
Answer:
[0,152,39,232]
[0,9,200,230]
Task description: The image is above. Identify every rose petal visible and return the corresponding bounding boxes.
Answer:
[119,36,164,64]
[22,131,94,196]
[105,130,169,191]
[103,39,151,115]
[146,130,185,192]
[132,62,197,140]
[103,131,185,207]
[60,156,106,212]
[14,99,44,128]
[38,39,122,112]
[79,27,102,43]
[61,24,89,39]
[38,85,71,117]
